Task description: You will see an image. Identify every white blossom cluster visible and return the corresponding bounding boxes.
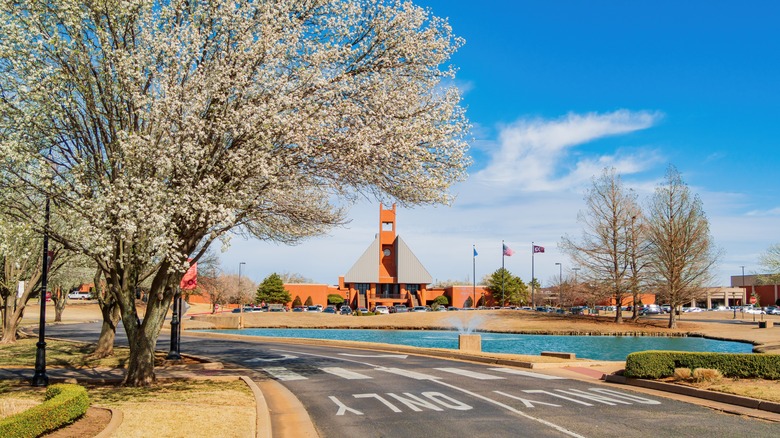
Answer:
[0,0,470,282]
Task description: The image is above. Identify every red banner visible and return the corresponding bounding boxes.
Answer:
[180,261,198,290]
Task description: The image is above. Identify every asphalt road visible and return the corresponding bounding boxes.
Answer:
[46,323,779,438]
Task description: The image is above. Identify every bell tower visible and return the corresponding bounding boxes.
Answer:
[378,203,397,282]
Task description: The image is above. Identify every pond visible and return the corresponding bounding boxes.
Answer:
[198,328,753,361]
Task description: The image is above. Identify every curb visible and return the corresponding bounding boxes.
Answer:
[604,374,780,415]
[93,407,123,438]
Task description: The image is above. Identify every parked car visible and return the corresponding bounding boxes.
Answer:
[766,306,780,315]
[393,305,408,313]
[372,305,389,314]
[67,291,91,300]
[744,307,765,315]
[411,306,427,312]
[292,306,306,312]
[447,307,460,311]
[357,307,370,314]
[339,306,352,315]
[322,307,337,314]
[306,305,320,312]
[639,305,662,315]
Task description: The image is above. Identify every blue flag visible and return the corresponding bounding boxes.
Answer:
[473,247,478,257]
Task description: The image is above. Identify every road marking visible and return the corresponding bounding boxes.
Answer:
[489,368,566,380]
[261,367,307,381]
[354,393,403,413]
[494,391,562,408]
[431,380,585,438]
[377,367,440,380]
[320,367,372,380]
[588,388,661,405]
[329,396,363,416]
[339,353,408,359]
[386,393,444,412]
[522,390,593,406]
[553,389,632,406]
[435,367,505,380]
[246,354,298,362]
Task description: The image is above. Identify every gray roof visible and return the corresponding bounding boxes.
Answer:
[344,237,379,283]
[396,236,433,284]
[343,236,432,285]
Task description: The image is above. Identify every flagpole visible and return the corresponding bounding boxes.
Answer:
[531,241,535,308]
[472,245,476,307]
[501,240,505,306]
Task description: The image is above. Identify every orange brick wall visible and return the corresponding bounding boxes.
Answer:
[285,284,346,307]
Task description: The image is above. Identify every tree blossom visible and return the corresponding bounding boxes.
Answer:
[0,0,470,385]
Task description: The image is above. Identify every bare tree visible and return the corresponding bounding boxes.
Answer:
[645,166,719,328]
[757,243,780,286]
[218,274,257,308]
[277,272,315,284]
[561,168,643,323]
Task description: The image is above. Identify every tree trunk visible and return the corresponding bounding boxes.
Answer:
[123,329,158,386]
[53,286,66,322]
[89,302,120,359]
[667,309,677,328]
[613,293,624,324]
[119,281,172,387]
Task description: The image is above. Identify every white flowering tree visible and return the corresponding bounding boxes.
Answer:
[0,0,469,386]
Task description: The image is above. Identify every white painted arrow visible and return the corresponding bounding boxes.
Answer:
[246,354,298,362]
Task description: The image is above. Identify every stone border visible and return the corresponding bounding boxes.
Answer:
[93,407,123,438]
[604,374,780,415]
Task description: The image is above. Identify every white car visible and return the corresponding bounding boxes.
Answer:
[68,292,91,300]
[683,307,703,313]
[744,307,765,315]
[372,305,389,314]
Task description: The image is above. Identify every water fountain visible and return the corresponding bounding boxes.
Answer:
[449,314,485,352]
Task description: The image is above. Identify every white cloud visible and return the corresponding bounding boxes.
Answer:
[475,110,664,191]
[218,109,779,290]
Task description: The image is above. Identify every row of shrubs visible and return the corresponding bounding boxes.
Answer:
[0,384,90,438]
[624,351,780,379]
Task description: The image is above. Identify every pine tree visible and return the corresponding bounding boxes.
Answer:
[256,273,292,305]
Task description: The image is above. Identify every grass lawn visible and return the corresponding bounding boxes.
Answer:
[0,339,256,437]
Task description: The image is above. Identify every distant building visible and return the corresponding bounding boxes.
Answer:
[730,274,780,307]
[285,204,489,309]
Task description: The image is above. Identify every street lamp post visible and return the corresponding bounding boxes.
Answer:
[32,196,50,387]
[238,262,246,328]
[555,262,562,308]
[166,285,182,360]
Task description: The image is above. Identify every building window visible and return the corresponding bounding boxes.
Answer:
[355,283,370,296]
[407,284,419,295]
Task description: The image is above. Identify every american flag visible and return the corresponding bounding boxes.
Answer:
[503,243,514,256]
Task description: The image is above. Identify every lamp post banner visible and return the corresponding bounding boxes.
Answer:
[180,260,197,290]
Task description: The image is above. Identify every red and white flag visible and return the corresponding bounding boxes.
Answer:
[503,243,514,256]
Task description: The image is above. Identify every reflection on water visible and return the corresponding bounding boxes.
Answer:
[198,328,753,361]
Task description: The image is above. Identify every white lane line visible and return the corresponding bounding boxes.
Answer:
[489,368,566,380]
[320,367,372,380]
[435,367,505,380]
[339,353,408,359]
[377,367,440,380]
[261,367,307,381]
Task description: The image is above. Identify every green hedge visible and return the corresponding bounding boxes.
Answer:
[0,383,90,438]
[624,351,780,380]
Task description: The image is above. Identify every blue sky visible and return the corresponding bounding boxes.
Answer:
[222,0,780,288]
